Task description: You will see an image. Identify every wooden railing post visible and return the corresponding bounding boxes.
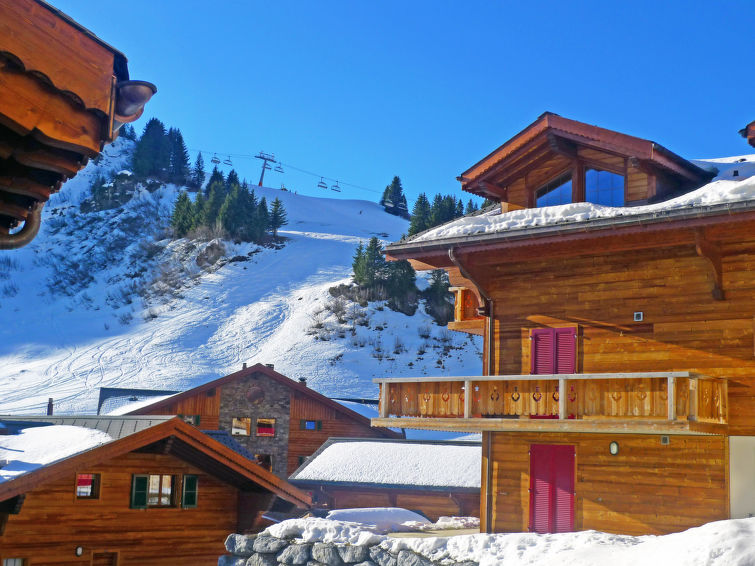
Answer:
[559,378,567,419]
[379,382,389,418]
[667,376,676,420]
[688,378,698,421]
[464,380,472,419]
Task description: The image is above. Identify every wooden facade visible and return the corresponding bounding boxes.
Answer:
[128,364,401,477]
[0,0,155,248]
[0,418,310,566]
[379,114,755,535]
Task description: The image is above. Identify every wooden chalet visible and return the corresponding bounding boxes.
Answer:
[125,363,402,478]
[0,0,155,248]
[0,415,310,565]
[377,112,755,536]
[741,119,755,148]
[289,437,480,521]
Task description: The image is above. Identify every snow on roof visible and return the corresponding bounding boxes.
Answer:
[290,439,480,489]
[106,394,176,415]
[0,425,112,483]
[407,154,755,245]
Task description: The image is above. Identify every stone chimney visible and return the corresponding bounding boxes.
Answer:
[298,377,307,387]
[47,397,53,416]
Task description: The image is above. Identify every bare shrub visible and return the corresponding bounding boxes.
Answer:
[325,296,348,323]
[393,336,406,355]
[418,325,431,340]
[1,281,19,297]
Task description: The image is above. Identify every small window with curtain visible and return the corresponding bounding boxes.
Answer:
[181,475,198,508]
[130,474,176,508]
[536,172,573,207]
[585,168,624,206]
[3,559,26,566]
[256,418,276,437]
[232,417,252,436]
[75,473,100,499]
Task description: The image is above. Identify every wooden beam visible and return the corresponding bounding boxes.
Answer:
[694,229,724,300]
[464,380,472,419]
[667,376,676,421]
[547,133,578,159]
[558,378,567,419]
[379,383,389,418]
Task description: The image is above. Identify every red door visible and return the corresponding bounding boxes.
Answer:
[529,444,575,533]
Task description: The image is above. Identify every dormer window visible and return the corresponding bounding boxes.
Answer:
[586,168,624,206]
[536,172,573,207]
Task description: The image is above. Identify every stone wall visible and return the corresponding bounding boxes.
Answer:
[219,371,291,477]
[219,533,479,566]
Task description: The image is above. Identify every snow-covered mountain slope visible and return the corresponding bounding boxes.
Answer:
[0,139,482,414]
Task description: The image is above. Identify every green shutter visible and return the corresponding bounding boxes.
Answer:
[300,419,305,430]
[131,475,148,509]
[182,475,198,508]
[195,415,201,426]
[317,420,322,430]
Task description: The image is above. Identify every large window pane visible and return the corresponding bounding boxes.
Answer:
[585,168,624,206]
[536,173,572,207]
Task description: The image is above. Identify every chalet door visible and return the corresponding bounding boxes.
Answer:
[529,444,575,533]
[91,552,118,566]
[531,328,576,374]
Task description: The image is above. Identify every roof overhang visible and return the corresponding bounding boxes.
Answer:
[385,201,755,269]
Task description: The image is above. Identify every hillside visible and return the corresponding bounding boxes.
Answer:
[0,139,482,414]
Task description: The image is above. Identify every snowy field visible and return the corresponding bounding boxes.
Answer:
[264,516,755,566]
[0,139,482,414]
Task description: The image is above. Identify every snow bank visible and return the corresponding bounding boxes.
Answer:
[326,507,430,532]
[0,425,112,482]
[411,154,755,243]
[260,517,755,566]
[292,440,480,488]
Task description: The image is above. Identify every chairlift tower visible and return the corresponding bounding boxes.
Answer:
[255,151,278,186]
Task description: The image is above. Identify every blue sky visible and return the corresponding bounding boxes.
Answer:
[55,1,754,204]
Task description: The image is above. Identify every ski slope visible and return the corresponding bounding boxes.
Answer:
[0,141,482,414]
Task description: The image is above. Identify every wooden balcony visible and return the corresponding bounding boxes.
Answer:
[372,372,728,435]
[447,287,484,335]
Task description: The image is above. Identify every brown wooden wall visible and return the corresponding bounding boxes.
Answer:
[473,234,755,434]
[288,392,391,475]
[315,487,479,522]
[482,431,728,535]
[140,389,221,430]
[0,452,241,566]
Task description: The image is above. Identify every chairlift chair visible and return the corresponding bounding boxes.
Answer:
[223,156,233,166]
[263,162,272,171]
[211,154,221,164]
[274,163,284,173]
[331,181,341,193]
[317,177,328,190]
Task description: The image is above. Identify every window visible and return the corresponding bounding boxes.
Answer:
[130,474,176,508]
[255,453,272,471]
[531,328,577,374]
[300,419,322,431]
[297,455,307,466]
[178,414,200,426]
[256,418,276,437]
[76,473,100,499]
[585,168,624,206]
[3,559,26,566]
[536,172,572,207]
[232,417,252,436]
[181,475,198,508]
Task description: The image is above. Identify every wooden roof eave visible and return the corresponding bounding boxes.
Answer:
[0,417,311,508]
[385,200,755,269]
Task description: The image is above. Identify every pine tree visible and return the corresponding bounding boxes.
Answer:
[200,186,224,228]
[218,185,245,238]
[408,193,432,236]
[120,124,137,141]
[204,167,225,196]
[192,192,206,231]
[455,198,464,218]
[481,198,497,209]
[167,128,190,184]
[465,198,479,214]
[171,191,194,237]
[352,242,367,287]
[225,169,240,192]
[269,197,287,238]
[256,196,269,241]
[380,176,409,218]
[132,118,169,179]
[191,152,206,191]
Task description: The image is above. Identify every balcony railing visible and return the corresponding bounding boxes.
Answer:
[374,372,727,428]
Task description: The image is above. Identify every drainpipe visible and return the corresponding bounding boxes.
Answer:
[448,248,495,376]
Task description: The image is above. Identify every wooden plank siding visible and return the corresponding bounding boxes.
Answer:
[139,389,221,430]
[472,236,755,434]
[482,431,728,536]
[0,452,239,565]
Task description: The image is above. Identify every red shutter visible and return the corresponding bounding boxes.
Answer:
[554,328,576,374]
[529,444,575,534]
[529,445,552,533]
[531,329,555,374]
[552,445,575,533]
